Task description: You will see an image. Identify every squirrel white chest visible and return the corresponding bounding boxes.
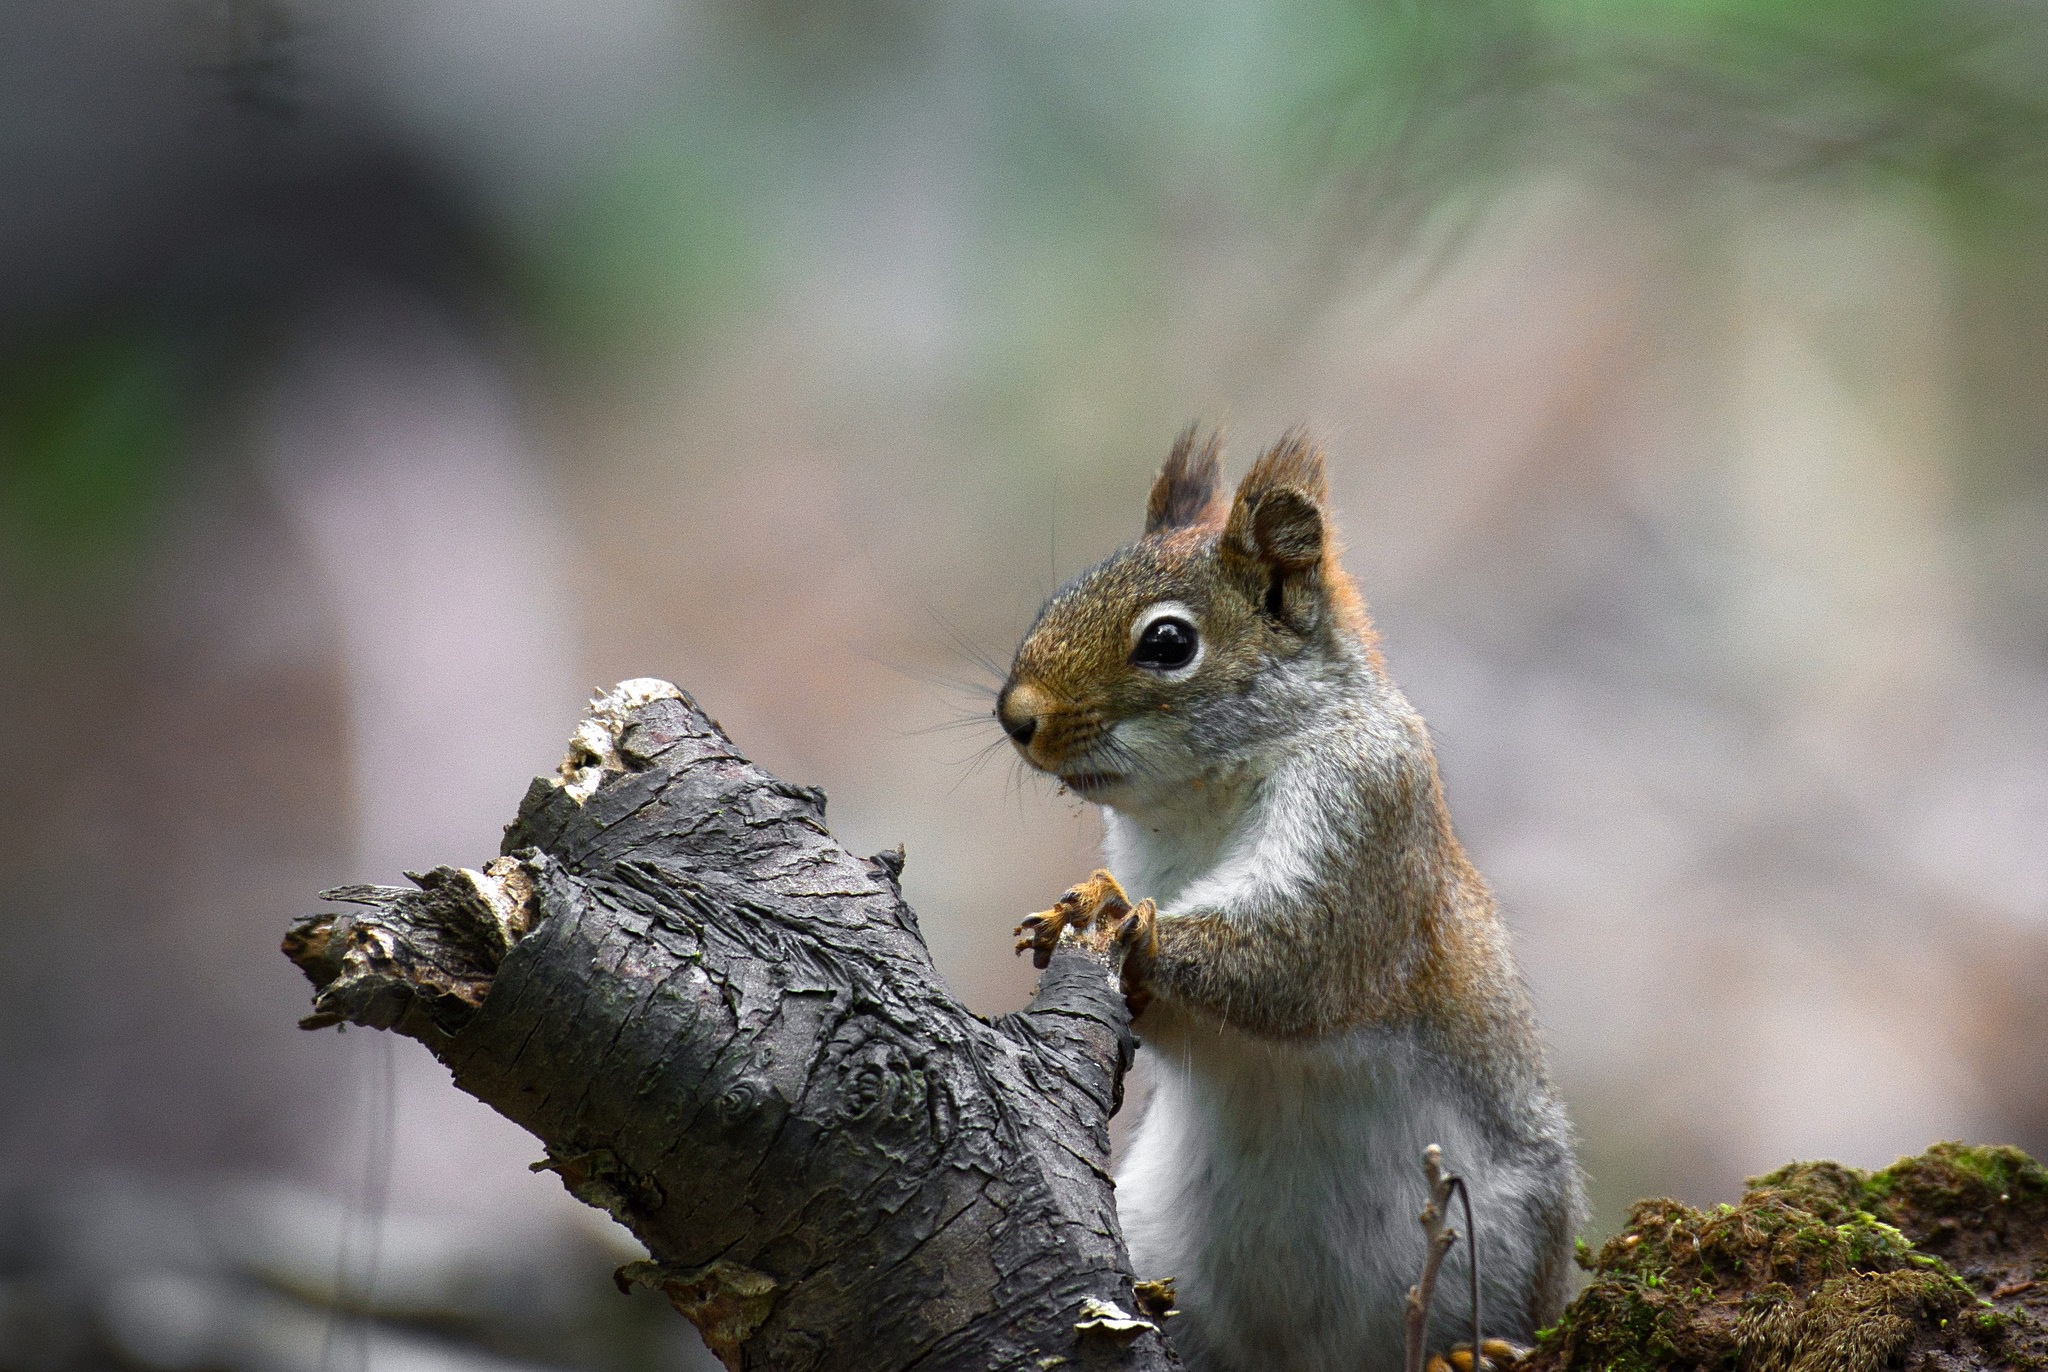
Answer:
[1101,752,1323,918]
[1101,797,1246,912]
[1117,1023,1498,1372]
[1099,768,1545,1372]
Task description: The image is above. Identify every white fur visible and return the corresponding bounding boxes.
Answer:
[1116,1022,1553,1372]
[1100,739,1556,1372]
[1101,716,1341,919]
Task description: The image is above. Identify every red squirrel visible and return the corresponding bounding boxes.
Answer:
[999,429,1582,1371]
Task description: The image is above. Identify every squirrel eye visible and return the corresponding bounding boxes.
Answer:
[1131,616,1198,671]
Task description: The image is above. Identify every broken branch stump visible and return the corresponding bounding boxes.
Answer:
[282,679,1178,1372]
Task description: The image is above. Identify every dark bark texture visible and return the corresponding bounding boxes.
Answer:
[282,680,1178,1372]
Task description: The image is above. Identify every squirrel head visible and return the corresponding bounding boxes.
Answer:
[997,426,1375,804]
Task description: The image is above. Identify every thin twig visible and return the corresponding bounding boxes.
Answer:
[1404,1144,1488,1372]
[1404,1143,1460,1372]
[1448,1171,1481,1370]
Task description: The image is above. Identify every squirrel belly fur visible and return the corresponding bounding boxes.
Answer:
[998,429,1584,1372]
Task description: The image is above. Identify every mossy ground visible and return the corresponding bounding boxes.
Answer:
[1520,1142,2048,1372]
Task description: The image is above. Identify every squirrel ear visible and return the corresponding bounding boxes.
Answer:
[1223,430,1327,574]
[1145,425,1225,534]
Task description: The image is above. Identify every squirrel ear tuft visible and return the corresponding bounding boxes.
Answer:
[1145,425,1225,534]
[1224,430,1327,572]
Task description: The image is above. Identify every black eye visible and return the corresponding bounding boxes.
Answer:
[1131,616,1198,670]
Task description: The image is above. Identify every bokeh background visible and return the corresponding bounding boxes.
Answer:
[4,1,2047,1368]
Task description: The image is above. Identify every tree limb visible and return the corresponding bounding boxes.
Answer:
[282,679,1177,1372]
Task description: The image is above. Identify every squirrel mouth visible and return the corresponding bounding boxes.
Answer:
[1056,771,1123,797]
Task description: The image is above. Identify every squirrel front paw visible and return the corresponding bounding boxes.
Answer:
[1014,869,1132,970]
[1013,871,1159,1017]
[1110,897,1158,1016]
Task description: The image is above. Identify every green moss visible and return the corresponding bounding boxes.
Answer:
[1523,1142,2048,1372]
[1862,1141,2048,1219]
[1746,1159,1874,1224]
[1541,1277,1685,1372]
[1735,1269,1971,1372]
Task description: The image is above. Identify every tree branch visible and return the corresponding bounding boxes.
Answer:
[282,679,1177,1372]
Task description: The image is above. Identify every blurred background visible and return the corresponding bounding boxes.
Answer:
[3,0,2046,1367]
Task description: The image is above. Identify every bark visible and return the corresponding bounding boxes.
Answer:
[282,679,1178,1372]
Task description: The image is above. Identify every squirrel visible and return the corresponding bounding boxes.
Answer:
[997,428,1584,1372]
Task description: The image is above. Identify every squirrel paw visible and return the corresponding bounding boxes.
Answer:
[1014,869,1132,970]
[1110,897,1159,1016]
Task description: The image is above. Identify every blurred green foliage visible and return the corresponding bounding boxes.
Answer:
[7,0,2048,576]
[0,330,183,577]
[1305,0,2048,221]
[513,123,760,364]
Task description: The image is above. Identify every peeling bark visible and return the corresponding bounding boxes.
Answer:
[283,679,1178,1372]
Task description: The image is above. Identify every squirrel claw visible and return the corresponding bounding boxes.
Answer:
[1015,870,1134,970]
[1013,912,1060,968]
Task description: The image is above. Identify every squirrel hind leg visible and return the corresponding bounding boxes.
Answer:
[1438,1340,1530,1372]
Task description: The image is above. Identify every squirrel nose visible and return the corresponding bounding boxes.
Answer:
[996,682,1043,749]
